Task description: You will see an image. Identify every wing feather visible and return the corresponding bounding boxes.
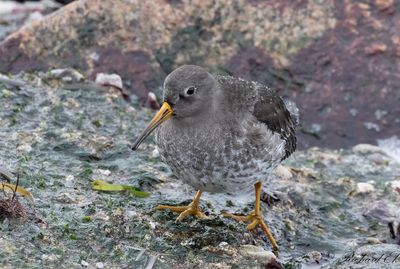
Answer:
[216,75,298,160]
[253,84,298,160]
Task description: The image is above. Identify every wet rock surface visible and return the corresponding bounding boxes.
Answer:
[1,0,399,149]
[0,72,399,268]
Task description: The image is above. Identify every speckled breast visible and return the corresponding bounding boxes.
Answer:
[155,118,285,193]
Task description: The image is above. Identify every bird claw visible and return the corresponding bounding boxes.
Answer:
[224,211,279,251]
[222,211,254,222]
[156,203,209,222]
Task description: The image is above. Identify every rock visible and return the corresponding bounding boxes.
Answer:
[365,43,387,55]
[377,136,400,164]
[151,148,160,158]
[364,122,381,132]
[95,262,104,269]
[363,200,399,224]
[49,68,85,82]
[375,0,394,11]
[144,92,160,110]
[24,11,44,25]
[366,237,381,244]
[367,153,390,165]
[353,144,387,155]
[317,152,341,164]
[308,250,322,263]
[352,182,375,195]
[95,169,111,177]
[41,254,60,263]
[392,35,400,56]
[64,174,75,187]
[95,73,123,90]
[218,241,228,248]
[336,177,355,186]
[0,166,14,182]
[16,143,32,153]
[51,193,78,204]
[323,244,400,269]
[275,165,293,180]
[388,181,400,194]
[239,245,283,268]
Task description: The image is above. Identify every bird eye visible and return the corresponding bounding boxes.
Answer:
[185,86,196,96]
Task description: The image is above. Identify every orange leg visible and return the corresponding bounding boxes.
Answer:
[224,182,278,251]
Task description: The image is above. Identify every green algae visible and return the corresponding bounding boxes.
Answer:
[92,180,150,198]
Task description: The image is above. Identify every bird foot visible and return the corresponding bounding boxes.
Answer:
[223,211,278,251]
[156,203,209,222]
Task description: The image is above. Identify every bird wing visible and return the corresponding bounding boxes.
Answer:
[252,83,298,160]
[216,75,298,160]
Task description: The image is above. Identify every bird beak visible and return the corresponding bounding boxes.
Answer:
[132,102,173,150]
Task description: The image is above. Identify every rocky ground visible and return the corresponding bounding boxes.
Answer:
[0,72,399,268]
[1,1,400,268]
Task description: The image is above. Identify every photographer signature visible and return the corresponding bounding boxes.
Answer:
[342,252,400,264]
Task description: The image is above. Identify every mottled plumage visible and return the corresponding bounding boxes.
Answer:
[153,66,299,193]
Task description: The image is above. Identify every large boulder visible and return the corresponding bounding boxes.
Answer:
[1,0,399,149]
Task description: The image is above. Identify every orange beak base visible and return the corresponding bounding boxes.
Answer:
[131,102,173,150]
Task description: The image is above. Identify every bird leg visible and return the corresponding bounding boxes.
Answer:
[156,190,209,222]
[223,181,278,251]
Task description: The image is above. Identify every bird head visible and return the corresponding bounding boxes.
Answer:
[132,65,216,150]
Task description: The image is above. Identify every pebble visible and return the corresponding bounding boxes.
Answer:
[126,210,138,218]
[96,169,111,176]
[308,251,322,263]
[152,148,160,158]
[352,144,386,155]
[366,237,381,244]
[0,166,14,181]
[388,180,400,193]
[90,52,100,62]
[362,200,398,224]
[239,245,280,267]
[145,92,160,109]
[41,254,60,262]
[65,175,75,187]
[336,177,354,186]
[354,182,375,194]
[16,143,32,153]
[367,152,389,165]
[275,165,293,180]
[51,193,78,204]
[318,152,341,164]
[96,262,104,269]
[50,68,85,82]
[2,89,13,98]
[218,241,228,248]
[95,73,123,90]
[148,221,157,229]
[375,0,394,11]
[81,260,89,267]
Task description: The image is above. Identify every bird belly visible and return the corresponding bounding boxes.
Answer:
[156,123,285,193]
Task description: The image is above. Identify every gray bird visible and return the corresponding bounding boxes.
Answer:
[132,65,299,250]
